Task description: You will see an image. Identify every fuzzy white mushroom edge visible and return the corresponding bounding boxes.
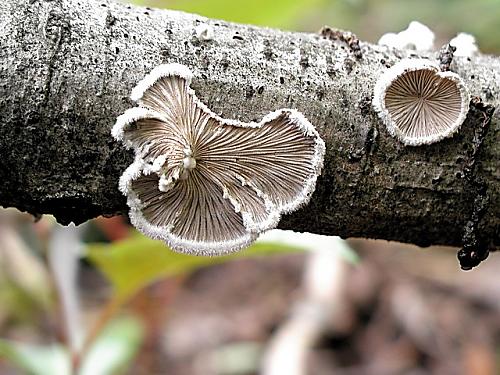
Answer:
[112,63,326,256]
[372,58,469,146]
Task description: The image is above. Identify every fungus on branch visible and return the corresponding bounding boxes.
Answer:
[372,59,469,146]
[112,63,325,255]
[378,21,435,52]
[449,33,479,58]
[194,23,214,41]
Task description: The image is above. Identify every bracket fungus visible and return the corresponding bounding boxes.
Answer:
[372,59,469,146]
[112,63,325,255]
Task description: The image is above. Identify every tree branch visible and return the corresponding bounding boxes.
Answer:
[1,0,499,249]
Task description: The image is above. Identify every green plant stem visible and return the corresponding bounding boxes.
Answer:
[72,296,125,373]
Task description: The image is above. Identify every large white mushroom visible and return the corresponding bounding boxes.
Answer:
[113,63,325,255]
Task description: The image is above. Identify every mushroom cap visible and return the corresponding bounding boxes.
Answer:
[113,64,325,255]
[449,33,479,57]
[372,59,469,146]
[378,21,434,52]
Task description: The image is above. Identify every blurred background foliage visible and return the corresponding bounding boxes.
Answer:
[135,0,500,53]
[0,211,313,375]
[87,232,304,303]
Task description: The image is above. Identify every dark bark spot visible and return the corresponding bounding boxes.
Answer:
[457,98,495,269]
[431,176,442,185]
[220,56,230,70]
[348,148,363,161]
[106,13,116,28]
[326,67,337,78]
[482,87,494,101]
[320,26,362,59]
[364,125,377,156]
[358,96,372,117]
[438,43,456,71]
[263,40,276,61]
[344,58,354,74]
[160,47,170,59]
[245,86,255,99]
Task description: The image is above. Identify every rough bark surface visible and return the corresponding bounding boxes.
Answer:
[1,0,499,249]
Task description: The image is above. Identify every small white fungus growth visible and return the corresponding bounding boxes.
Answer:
[377,32,401,49]
[373,58,469,146]
[378,21,435,51]
[449,33,479,57]
[112,63,325,255]
[182,156,196,170]
[194,23,214,41]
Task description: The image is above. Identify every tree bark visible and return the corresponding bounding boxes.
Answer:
[1,0,499,250]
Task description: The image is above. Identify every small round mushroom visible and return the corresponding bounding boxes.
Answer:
[378,21,434,52]
[113,63,325,255]
[194,23,214,41]
[372,58,469,146]
[449,33,479,57]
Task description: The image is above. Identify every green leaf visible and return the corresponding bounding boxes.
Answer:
[78,316,144,375]
[0,339,70,375]
[0,318,143,375]
[211,341,262,375]
[136,0,325,30]
[335,238,360,265]
[86,233,304,301]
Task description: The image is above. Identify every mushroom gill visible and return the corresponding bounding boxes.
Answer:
[113,63,325,255]
[373,59,469,146]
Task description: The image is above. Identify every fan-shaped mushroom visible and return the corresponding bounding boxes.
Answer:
[372,59,469,146]
[113,63,325,255]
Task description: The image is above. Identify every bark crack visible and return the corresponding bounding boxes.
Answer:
[457,98,496,269]
[42,5,69,110]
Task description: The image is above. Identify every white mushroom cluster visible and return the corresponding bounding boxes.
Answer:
[378,21,481,57]
[449,33,479,58]
[378,21,435,52]
[113,63,325,255]
[372,59,469,146]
